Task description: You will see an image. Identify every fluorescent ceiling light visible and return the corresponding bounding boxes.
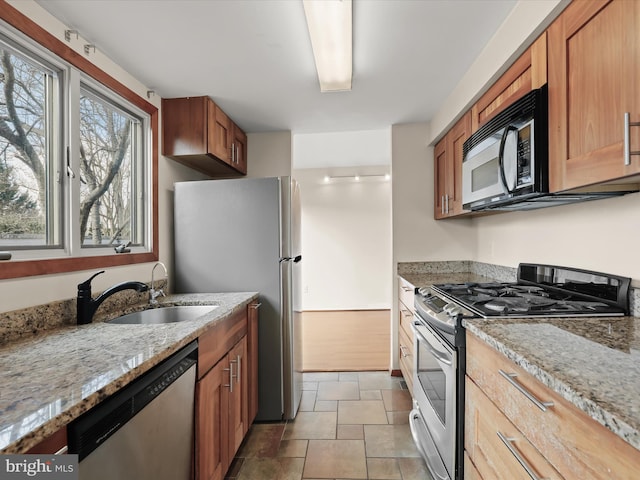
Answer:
[303,0,352,92]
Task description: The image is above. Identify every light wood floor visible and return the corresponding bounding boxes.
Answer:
[301,310,391,371]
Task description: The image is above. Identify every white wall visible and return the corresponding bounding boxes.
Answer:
[295,167,392,311]
[473,193,640,281]
[293,129,393,311]
[246,131,292,178]
[391,123,476,263]
[0,1,206,312]
[294,129,391,168]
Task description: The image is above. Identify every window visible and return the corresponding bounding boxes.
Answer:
[79,83,146,248]
[0,7,158,280]
[0,41,62,249]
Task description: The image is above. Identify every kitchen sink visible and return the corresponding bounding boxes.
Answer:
[107,305,218,325]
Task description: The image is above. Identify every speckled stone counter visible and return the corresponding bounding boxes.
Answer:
[465,317,640,451]
[397,260,516,288]
[0,291,258,453]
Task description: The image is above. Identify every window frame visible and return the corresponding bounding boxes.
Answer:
[0,3,158,280]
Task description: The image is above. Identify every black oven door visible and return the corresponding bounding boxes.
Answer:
[410,319,456,480]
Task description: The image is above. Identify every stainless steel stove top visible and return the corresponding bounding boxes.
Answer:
[414,264,631,337]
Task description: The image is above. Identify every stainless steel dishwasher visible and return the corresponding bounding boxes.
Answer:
[68,341,197,480]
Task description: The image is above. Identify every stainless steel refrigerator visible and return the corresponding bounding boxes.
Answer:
[173,176,302,421]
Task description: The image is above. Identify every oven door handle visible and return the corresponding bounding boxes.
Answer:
[412,323,452,366]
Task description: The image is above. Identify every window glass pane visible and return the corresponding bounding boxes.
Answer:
[79,87,143,247]
[0,44,60,248]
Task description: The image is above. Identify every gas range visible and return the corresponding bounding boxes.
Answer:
[416,263,630,335]
[409,263,631,480]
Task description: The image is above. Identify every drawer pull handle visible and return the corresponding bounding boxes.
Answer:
[250,303,262,309]
[624,112,640,166]
[499,370,554,411]
[497,431,547,480]
[401,309,413,317]
[54,445,68,455]
[400,345,410,358]
[401,286,413,292]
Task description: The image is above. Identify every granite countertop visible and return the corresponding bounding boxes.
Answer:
[399,272,494,289]
[465,316,640,451]
[398,262,640,452]
[0,292,258,453]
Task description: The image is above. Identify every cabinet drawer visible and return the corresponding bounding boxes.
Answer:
[466,333,640,479]
[398,278,416,313]
[398,325,414,395]
[465,377,563,480]
[399,304,415,340]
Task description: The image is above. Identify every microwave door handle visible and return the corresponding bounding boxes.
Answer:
[498,125,518,194]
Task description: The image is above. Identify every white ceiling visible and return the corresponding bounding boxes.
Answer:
[34,0,517,135]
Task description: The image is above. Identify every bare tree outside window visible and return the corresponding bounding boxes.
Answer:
[79,91,134,246]
[0,47,49,246]
[0,44,141,249]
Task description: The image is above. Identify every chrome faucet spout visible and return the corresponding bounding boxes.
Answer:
[77,271,149,325]
[150,262,169,305]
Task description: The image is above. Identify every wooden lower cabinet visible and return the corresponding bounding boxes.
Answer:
[465,332,640,480]
[196,360,227,480]
[196,303,259,480]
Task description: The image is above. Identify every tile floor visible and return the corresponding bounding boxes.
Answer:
[226,371,432,480]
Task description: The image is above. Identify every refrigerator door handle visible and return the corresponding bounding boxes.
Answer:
[279,255,302,263]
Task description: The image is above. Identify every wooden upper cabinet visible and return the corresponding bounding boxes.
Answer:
[434,111,471,219]
[162,96,247,177]
[547,0,640,191]
[471,34,547,133]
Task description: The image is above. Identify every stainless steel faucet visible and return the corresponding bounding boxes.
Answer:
[150,262,168,305]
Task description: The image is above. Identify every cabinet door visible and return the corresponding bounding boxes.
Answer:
[232,123,248,175]
[196,361,228,480]
[227,338,248,458]
[434,112,470,219]
[548,0,640,191]
[448,112,470,216]
[434,137,448,219]
[247,302,260,424]
[209,102,232,164]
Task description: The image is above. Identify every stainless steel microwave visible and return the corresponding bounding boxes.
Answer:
[462,86,548,211]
